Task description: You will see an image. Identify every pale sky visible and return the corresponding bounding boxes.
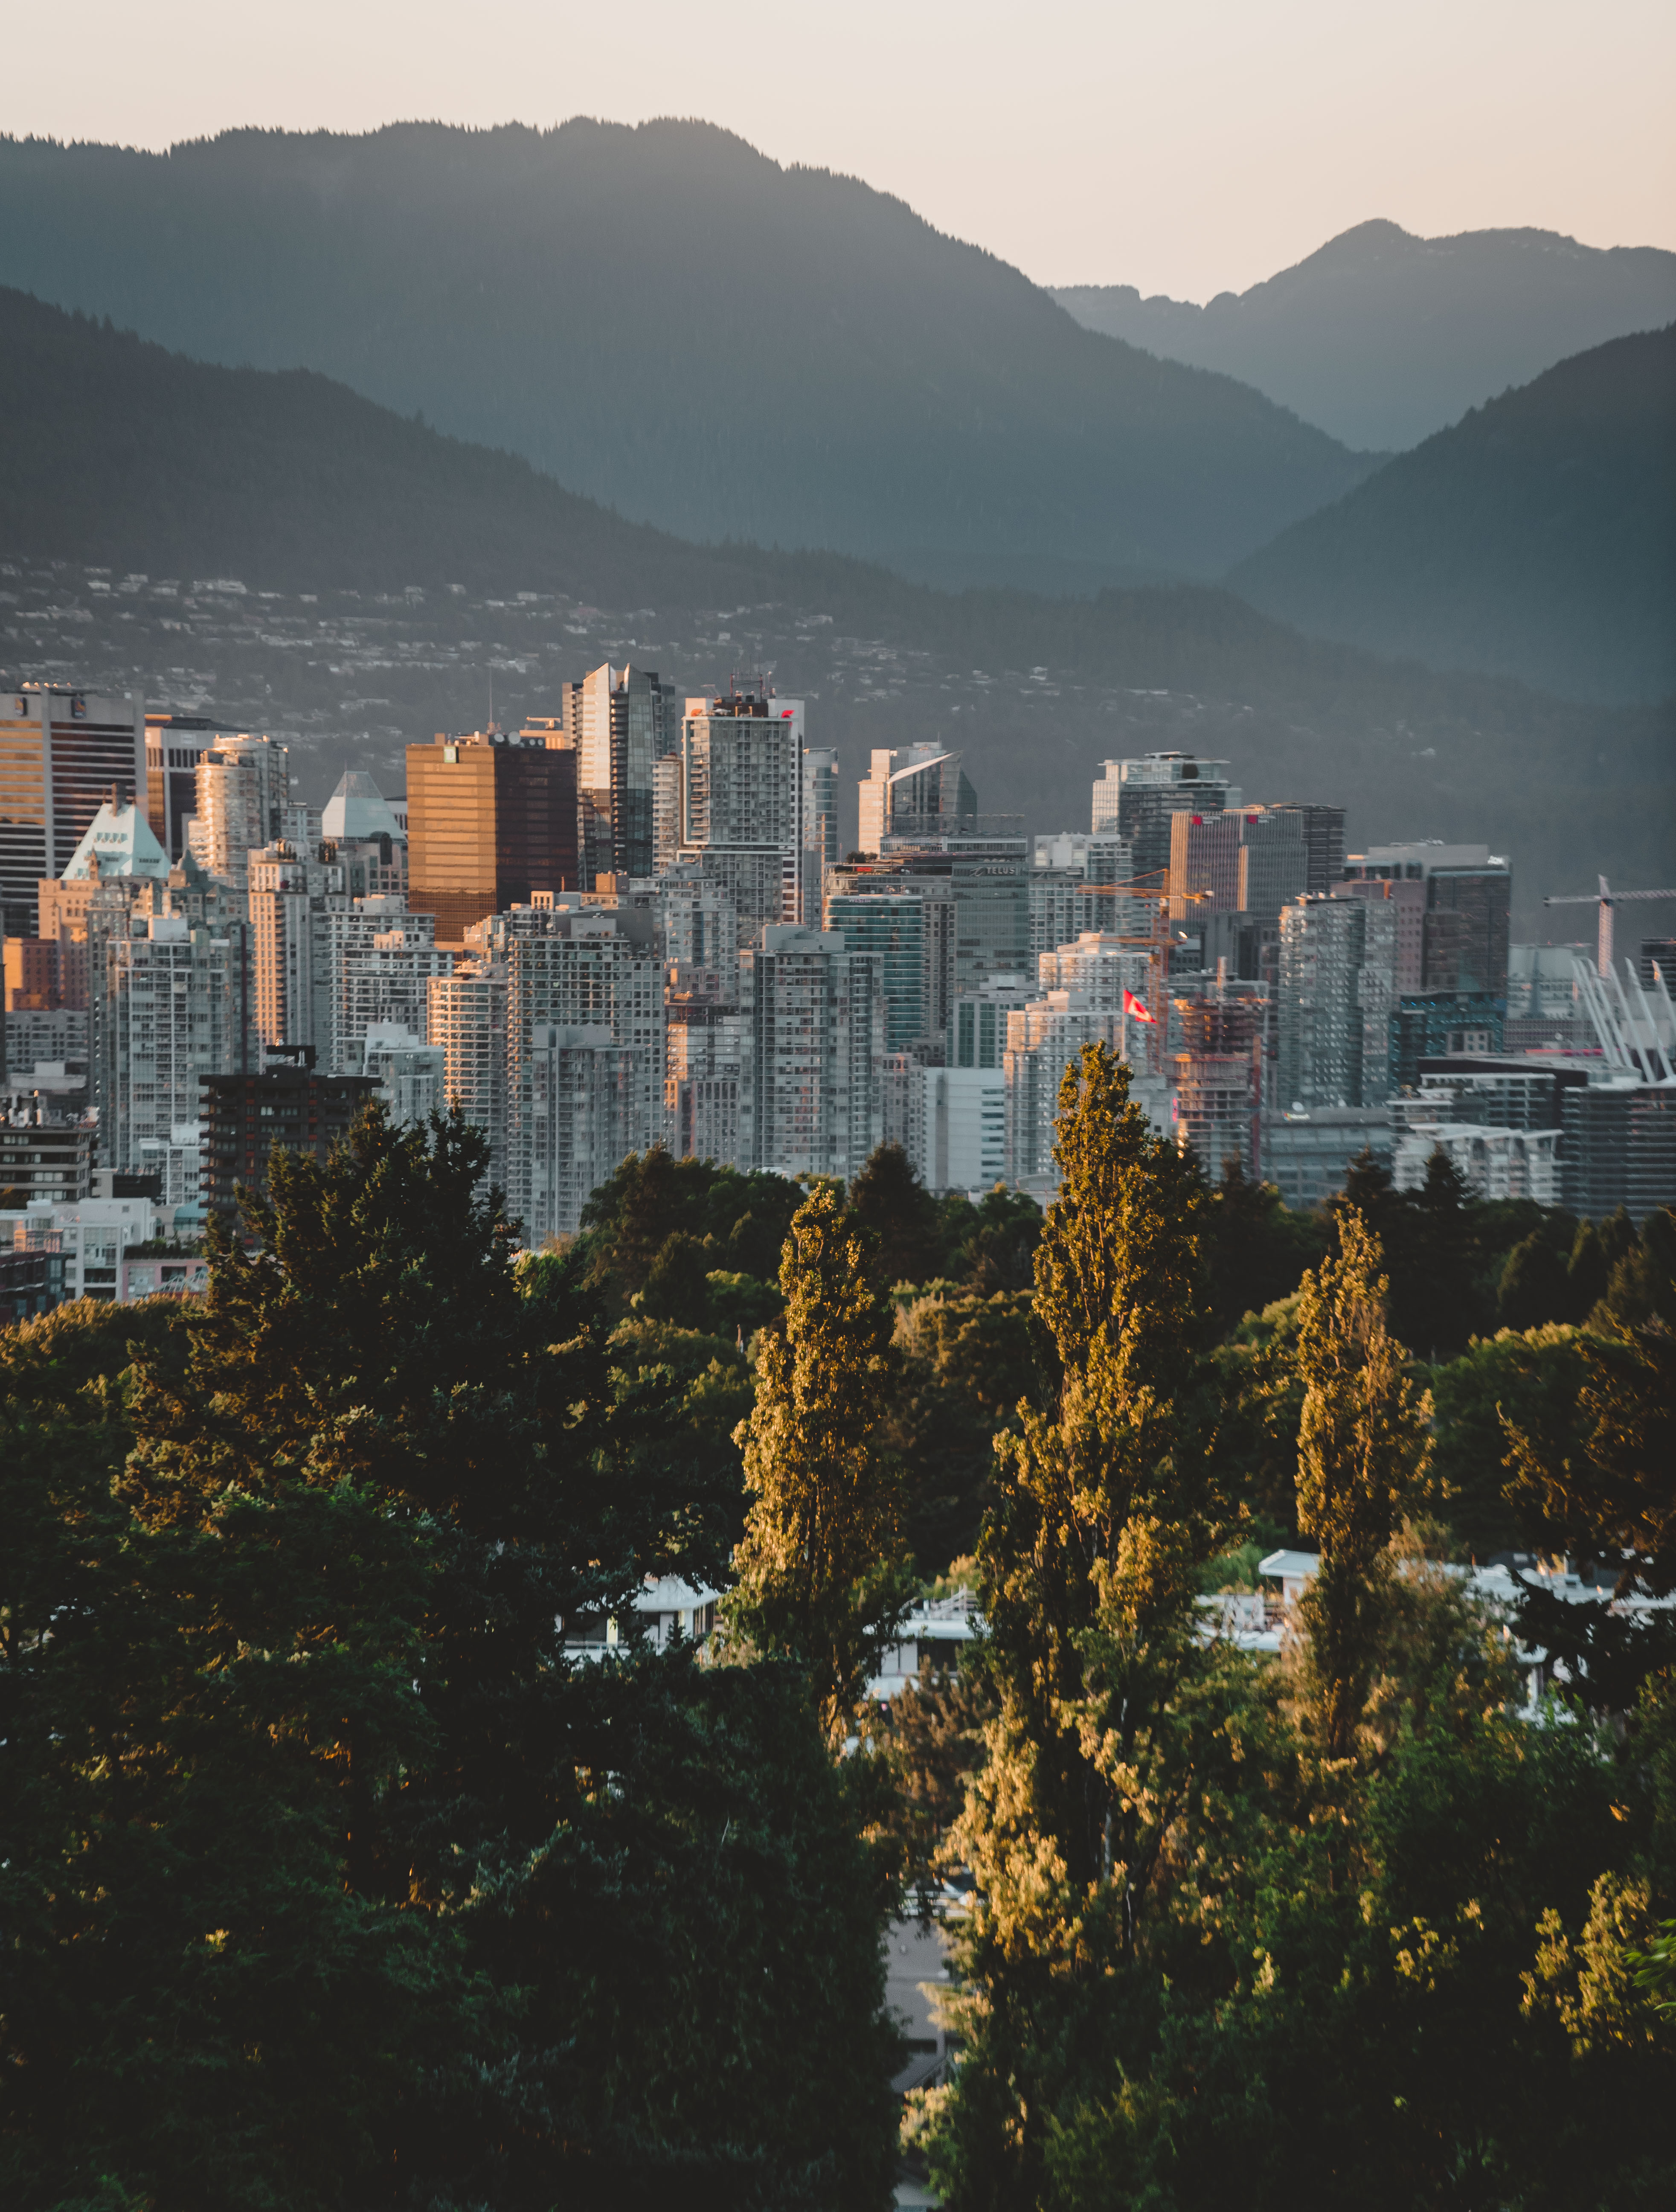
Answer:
[12,0,1673,299]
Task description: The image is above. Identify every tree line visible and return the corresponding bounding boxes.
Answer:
[1,1055,1670,2208]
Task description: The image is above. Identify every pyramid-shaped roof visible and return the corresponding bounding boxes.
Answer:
[61,797,170,881]
[323,768,401,844]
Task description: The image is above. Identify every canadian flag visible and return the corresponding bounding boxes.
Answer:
[1122,988,1156,1025]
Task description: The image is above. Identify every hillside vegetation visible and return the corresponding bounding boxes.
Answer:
[0,119,1376,590]
[3,288,1672,920]
[1230,326,1676,705]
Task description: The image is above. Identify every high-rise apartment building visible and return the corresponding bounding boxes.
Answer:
[94,910,254,1173]
[824,891,926,1052]
[199,1054,377,1223]
[466,901,664,1230]
[911,1066,1007,1196]
[360,1023,447,1131]
[1039,932,1150,1012]
[802,745,840,925]
[145,712,238,862]
[1003,993,1124,1185]
[826,840,1030,1026]
[947,974,1034,1070]
[804,747,840,867]
[652,755,682,876]
[857,745,976,853]
[1265,803,1346,896]
[427,959,509,1180]
[35,795,172,1011]
[192,735,291,890]
[549,664,679,888]
[407,732,579,947]
[743,924,882,1181]
[1028,834,1130,959]
[1,686,146,937]
[334,908,451,1077]
[1343,843,1511,997]
[1092,753,1234,886]
[1277,894,1397,1110]
[247,841,349,1052]
[524,1023,642,1240]
[677,686,805,931]
[665,993,754,1170]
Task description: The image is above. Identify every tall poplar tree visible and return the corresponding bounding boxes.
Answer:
[727,1180,912,1740]
[973,1043,1216,1911]
[1293,1210,1426,1759]
[935,1046,1226,2205]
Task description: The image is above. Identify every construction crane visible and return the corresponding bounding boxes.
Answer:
[1543,876,1676,977]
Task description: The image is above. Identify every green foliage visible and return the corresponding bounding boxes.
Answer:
[1498,1226,1576,1331]
[727,1184,914,1741]
[1293,1213,1429,1759]
[885,1289,1042,1574]
[0,1111,898,2209]
[1200,1158,1330,1340]
[580,1147,803,1311]
[1427,1323,1586,1560]
[848,1142,944,1291]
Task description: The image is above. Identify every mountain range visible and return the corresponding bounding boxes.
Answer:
[1230,325,1676,704]
[0,121,1377,595]
[3,289,1670,927]
[1054,221,1676,451]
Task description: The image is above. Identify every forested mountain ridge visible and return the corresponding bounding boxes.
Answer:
[0,119,1377,590]
[4,287,1673,924]
[1055,219,1676,450]
[1229,324,1676,706]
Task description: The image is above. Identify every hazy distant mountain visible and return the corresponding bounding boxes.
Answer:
[4,288,1670,925]
[1229,326,1676,703]
[1056,221,1676,450]
[0,121,1377,593]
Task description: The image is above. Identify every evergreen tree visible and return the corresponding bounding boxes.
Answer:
[1293,1212,1427,1759]
[3,1111,898,2208]
[1417,1143,1485,1354]
[1497,1227,1574,1332]
[935,1044,1223,2202]
[727,1181,912,1739]
[846,1140,943,1290]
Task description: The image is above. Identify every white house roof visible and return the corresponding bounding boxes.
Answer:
[60,798,169,880]
[1259,1549,1321,1583]
[322,768,401,844]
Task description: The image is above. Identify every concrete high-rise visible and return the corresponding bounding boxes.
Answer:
[193,735,291,890]
[1277,894,1398,1110]
[743,924,883,1181]
[1003,993,1124,1186]
[468,901,665,1231]
[524,1023,642,1240]
[248,841,349,1053]
[1,686,146,937]
[427,959,509,1180]
[677,685,805,932]
[360,1023,447,1132]
[145,712,244,863]
[857,745,975,853]
[1342,843,1511,997]
[1092,753,1233,887]
[407,732,579,948]
[824,890,926,1052]
[335,911,452,1078]
[550,664,679,888]
[94,910,254,1172]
